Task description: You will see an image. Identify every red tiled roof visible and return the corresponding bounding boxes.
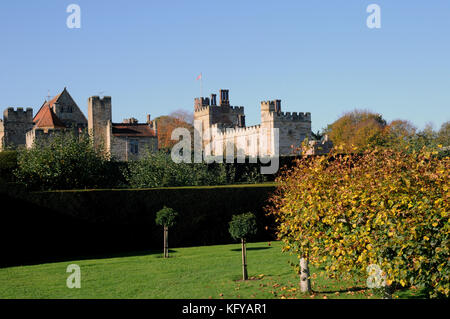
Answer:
[34,105,66,129]
[34,92,63,124]
[112,123,156,137]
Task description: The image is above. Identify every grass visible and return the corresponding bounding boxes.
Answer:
[0,241,422,299]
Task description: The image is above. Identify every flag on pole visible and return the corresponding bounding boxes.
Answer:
[196,73,203,97]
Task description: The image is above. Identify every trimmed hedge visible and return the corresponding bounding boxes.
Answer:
[1,184,277,267]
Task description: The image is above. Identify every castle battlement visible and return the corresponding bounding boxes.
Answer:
[211,123,261,137]
[194,105,211,113]
[230,106,244,112]
[272,111,311,121]
[3,107,33,122]
[194,104,245,114]
[89,96,112,108]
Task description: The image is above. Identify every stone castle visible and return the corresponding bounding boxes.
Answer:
[0,88,158,160]
[0,87,330,159]
[194,89,322,157]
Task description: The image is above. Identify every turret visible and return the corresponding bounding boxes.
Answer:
[88,96,112,151]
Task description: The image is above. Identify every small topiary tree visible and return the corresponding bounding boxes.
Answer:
[229,212,258,280]
[155,206,178,258]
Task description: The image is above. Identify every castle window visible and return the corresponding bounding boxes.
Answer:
[130,139,139,155]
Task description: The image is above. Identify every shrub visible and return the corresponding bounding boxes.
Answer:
[229,212,258,240]
[124,151,230,188]
[268,148,449,298]
[14,132,111,190]
[155,206,178,228]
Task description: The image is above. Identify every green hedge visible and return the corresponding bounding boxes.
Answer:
[1,184,277,266]
[28,184,276,245]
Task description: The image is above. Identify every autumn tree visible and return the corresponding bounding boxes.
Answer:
[268,148,449,298]
[324,109,387,152]
[437,121,450,147]
[154,110,194,151]
[383,120,417,150]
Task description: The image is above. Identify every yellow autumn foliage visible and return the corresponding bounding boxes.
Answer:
[268,147,449,298]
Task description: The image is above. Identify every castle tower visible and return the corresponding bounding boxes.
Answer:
[0,107,34,149]
[88,96,112,154]
[193,89,245,152]
[260,99,312,155]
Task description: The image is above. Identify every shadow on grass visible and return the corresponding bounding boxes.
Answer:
[230,247,273,252]
[1,249,180,268]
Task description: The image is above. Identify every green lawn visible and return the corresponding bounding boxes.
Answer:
[0,241,422,299]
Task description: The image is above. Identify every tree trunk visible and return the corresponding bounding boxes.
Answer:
[241,238,248,280]
[383,283,392,299]
[299,256,311,293]
[163,226,169,258]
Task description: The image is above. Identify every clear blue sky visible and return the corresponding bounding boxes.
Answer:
[0,0,449,132]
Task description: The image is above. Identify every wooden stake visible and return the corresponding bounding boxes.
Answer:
[164,226,169,258]
[242,238,248,280]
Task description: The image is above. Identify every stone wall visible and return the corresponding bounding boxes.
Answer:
[110,135,158,161]
[26,128,62,149]
[271,112,311,155]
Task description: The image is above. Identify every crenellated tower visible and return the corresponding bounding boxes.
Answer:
[261,99,311,154]
[88,96,112,154]
[0,107,34,149]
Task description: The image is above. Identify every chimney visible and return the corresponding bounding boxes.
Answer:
[238,115,246,127]
[211,94,217,106]
[219,89,230,106]
[275,100,281,113]
[123,118,138,124]
[201,97,210,106]
[147,114,151,124]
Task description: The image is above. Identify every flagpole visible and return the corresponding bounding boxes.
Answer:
[200,72,203,98]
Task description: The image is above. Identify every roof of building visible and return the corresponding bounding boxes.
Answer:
[33,87,67,126]
[112,123,156,137]
[34,91,64,122]
[33,105,66,129]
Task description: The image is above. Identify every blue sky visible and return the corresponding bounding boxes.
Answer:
[0,0,449,132]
